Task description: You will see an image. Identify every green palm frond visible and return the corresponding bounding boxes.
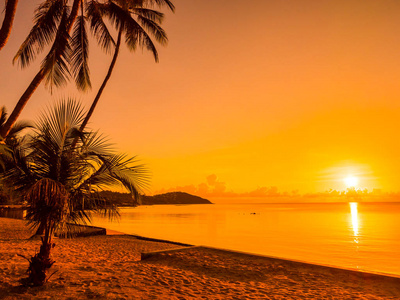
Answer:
[70,14,91,91]
[13,0,65,68]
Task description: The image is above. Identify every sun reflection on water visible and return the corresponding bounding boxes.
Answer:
[349,202,359,243]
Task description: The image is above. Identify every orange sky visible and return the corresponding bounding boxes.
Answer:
[1,0,400,197]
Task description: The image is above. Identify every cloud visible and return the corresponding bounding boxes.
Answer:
[154,174,281,198]
[153,175,400,202]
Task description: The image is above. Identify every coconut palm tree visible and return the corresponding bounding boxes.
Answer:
[0,0,81,139]
[78,0,174,135]
[1,98,148,286]
[1,0,174,140]
[0,0,19,50]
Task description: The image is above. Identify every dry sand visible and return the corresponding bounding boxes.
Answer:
[1,217,399,299]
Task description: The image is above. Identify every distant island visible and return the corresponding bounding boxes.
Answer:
[98,191,212,206]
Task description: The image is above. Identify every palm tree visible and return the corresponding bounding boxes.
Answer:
[78,0,174,135]
[1,98,148,286]
[0,0,19,50]
[1,0,174,140]
[0,0,82,139]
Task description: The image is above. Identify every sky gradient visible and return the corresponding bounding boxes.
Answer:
[1,0,400,197]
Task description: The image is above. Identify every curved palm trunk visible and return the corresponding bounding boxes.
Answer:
[79,28,123,134]
[0,68,45,138]
[0,0,19,51]
[0,0,81,139]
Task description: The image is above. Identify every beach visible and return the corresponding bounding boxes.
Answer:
[1,218,399,299]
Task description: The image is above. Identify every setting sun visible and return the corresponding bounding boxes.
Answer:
[344,176,358,188]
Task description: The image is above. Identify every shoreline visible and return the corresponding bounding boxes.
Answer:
[1,217,400,299]
[125,232,400,280]
[96,223,400,280]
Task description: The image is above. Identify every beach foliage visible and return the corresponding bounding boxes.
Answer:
[1,98,149,286]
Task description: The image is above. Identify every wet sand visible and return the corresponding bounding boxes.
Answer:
[1,217,399,299]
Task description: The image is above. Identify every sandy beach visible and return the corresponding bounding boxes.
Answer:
[1,218,400,299]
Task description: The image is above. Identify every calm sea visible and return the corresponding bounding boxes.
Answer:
[91,202,400,276]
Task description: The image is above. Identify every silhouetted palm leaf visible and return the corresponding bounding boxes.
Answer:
[13,0,65,68]
[86,0,115,53]
[70,14,91,91]
[42,8,72,90]
[2,98,148,231]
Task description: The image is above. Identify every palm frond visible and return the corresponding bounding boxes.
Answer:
[124,17,159,61]
[103,2,162,61]
[2,98,149,236]
[86,0,115,53]
[70,15,91,91]
[41,7,72,91]
[0,143,12,170]
[142,0,175,12]
[133,8,164,23]
[36,98,86,156]
[24,178,70,234]
[136,13,168,45]
[13,0,65,68]
[0,106,7,129]
[80,130,114,156]
[8,121,34,137]
[100,153,150,197]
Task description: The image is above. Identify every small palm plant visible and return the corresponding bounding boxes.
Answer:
[1,98,148,286]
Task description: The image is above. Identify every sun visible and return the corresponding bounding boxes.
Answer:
[344,176,358,188]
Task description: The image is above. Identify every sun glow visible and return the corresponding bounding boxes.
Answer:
[344,176,358,188]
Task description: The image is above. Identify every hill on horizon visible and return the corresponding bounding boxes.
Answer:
[98,191,212,206]
[141,192,212,205]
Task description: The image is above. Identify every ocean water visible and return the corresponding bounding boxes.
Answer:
[91,202,400,276]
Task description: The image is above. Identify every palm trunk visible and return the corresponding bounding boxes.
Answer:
[71,28,122,149]
[0,0,81,139]
[0,0,19,51]
[28,222,55,286]
[79,28,123,134]
[0,68,45,138]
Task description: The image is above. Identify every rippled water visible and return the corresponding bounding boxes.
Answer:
[90,202,400,276]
